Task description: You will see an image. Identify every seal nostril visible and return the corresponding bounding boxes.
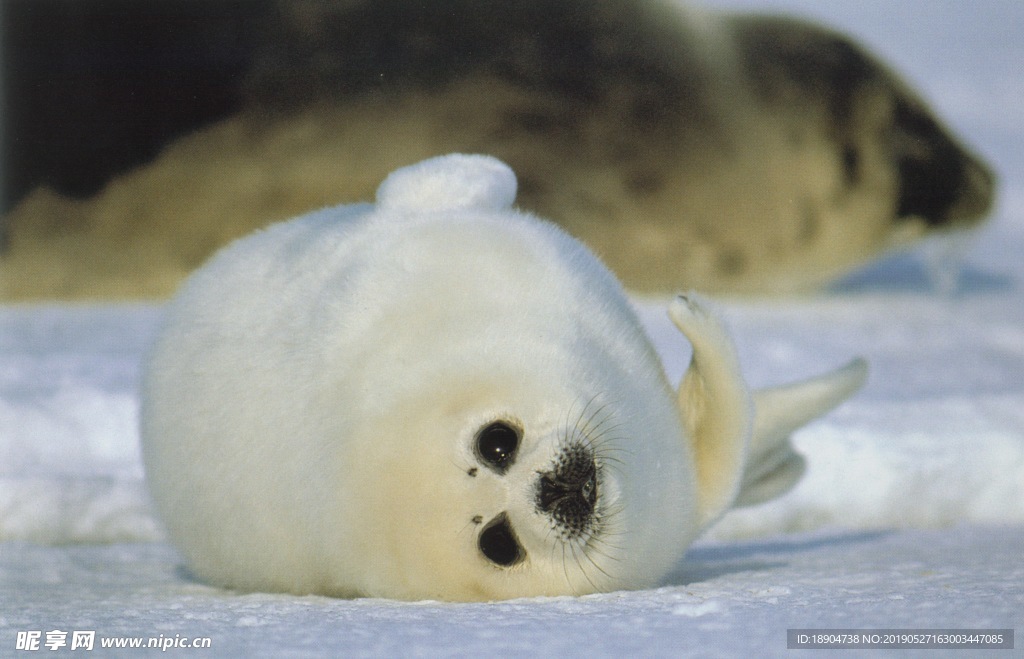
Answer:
[537,474,562,513]
[581,471,597,508]
[537,453,598,518]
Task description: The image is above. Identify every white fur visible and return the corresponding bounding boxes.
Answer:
[141,154,865,601]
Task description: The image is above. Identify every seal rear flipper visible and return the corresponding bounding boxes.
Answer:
[734,358,868,507]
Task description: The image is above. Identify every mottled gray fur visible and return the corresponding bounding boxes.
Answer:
[0,0,994,298]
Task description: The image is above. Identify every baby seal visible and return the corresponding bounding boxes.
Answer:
[1,0,993,299]
[140,155,867,600]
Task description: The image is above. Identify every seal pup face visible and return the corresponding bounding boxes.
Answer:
[338,373,686,601]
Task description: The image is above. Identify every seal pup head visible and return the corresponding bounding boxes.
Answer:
[141,154,867,601]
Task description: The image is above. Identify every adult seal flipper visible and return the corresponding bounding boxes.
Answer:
[670,295,868,529]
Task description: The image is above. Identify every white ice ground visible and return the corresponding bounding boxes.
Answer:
[2,0,1023,656]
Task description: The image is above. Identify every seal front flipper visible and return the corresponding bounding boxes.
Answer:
[669,293,753,530]
[736,358,868,507]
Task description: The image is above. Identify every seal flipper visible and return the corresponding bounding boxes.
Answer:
[735,358,868,507]
[669,294,754,530]
[669,294,867,531]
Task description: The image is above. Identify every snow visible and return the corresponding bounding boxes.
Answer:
[4,528,1021,656]
[2,0,1023,655]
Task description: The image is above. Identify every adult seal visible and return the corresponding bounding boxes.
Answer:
[140,154,867,601]
[1,0,994,299]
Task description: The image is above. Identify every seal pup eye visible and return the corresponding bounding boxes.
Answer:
[478,513,524,567]
[475,421,520,473]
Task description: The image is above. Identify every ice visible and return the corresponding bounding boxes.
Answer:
[2,527,1021,656]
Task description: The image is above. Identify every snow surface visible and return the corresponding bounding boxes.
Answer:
[2,0,1023,656]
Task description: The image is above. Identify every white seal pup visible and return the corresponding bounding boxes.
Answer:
[1,0,993,299]
[141,154,867,601]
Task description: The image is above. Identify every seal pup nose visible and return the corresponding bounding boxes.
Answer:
[536,446,598,538]
[538,463,597,512]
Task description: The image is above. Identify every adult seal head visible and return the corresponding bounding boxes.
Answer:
[141,154,867,601]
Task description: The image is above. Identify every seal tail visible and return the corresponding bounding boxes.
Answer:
[734,358,868,507]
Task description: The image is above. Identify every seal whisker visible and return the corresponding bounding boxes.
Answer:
[458,514,485,540]
[568,539,600,594]
[449,456,479,478]
[555,531,575,594]
[579,543,617,584]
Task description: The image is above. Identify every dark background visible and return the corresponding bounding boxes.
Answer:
[1,0,270,216]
